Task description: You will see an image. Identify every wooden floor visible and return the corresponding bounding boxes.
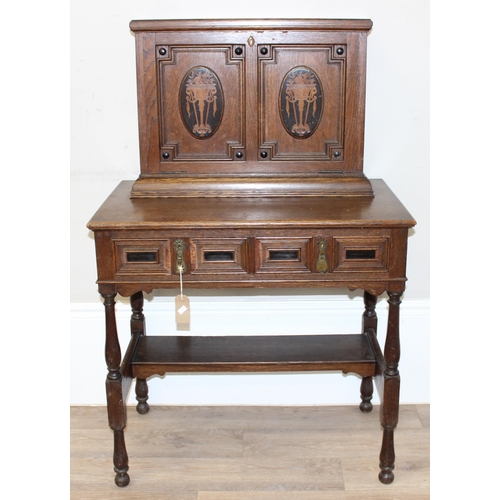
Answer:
[71,404,430,499]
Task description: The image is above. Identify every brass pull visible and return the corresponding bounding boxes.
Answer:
[173,239,187,274]
[316,239,328,273]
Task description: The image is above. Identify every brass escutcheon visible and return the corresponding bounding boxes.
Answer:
[316,239,328,273]
[248,36,255,47]
[173,239,187,274]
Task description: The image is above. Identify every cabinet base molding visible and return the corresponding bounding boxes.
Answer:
[130,176,374,198]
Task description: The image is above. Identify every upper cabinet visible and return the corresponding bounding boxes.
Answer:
[129,19,373,198]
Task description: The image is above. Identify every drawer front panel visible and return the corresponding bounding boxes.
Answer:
[114,240,171,275]
[189,238,249,274]
[334,237,388,271]
[256,237,311,273]
[108,230,395,287]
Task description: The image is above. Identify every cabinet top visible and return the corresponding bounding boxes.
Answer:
[88,180,415,231]
[129,18,373,33]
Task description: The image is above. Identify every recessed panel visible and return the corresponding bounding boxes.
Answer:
[269,250,300,261]
[345,249,376,260]
[259,46,344,161]
[203,251,235,262]
[126,251,158,263]
[158,46,245,164]
[256,238,311,273]
[334,238,388,271]
[190,238,248,274]
[114,240,171,276]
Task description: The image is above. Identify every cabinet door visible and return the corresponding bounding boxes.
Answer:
[158,44,245,167]
[134,32,246,174]
[259,45,343,162]
[257,31,368,174]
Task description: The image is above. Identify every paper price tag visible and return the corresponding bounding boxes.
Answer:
[175,295,190,324]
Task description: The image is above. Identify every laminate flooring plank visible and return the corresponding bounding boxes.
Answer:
[243,428,429,460]
[243,429,387,458]
[198,492,429,500]
[70,428,112,459]
[71,428,244,459]
[70,405,109,429]
[70,489,197,500]
[129,428,244,458]
[71,456,344,492]
[416,404,430,427]
[73,404,423,431]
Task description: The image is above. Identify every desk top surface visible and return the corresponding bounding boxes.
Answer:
[87,179,415,231]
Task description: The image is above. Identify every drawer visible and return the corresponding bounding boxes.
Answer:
[189,238,249,274]
[255,237,311,273]
[333,237,388,271]
[114,240,171,275]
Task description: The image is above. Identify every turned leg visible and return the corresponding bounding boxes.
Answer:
[360,291,378,412]
[379,291,402,484]
[360,376,374,413]
[102,291,130,487]
[130,291,150,414]
[135,378,149,415]
[112,430,129,487]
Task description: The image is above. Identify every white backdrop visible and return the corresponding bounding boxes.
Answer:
[70,0,430,405]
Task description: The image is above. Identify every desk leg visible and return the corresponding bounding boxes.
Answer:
[379,291,402,484]
[360,291,377,413]
[130,292,149,414]
[102,292,130,487]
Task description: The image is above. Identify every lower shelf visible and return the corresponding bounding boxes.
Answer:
[131,334,377,379]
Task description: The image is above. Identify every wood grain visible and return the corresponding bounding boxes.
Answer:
[88,180,414,230]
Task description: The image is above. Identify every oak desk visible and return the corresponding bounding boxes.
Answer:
[87,179,415,486]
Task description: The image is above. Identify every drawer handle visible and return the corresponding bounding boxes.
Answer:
[269,250,299,261]
[346,249,376,260]
[126,251,157,263]
[173,239,187,274]
[316,239,328,273]
[203,251,235,262]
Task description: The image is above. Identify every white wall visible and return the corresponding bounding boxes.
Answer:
[70,0,430,405]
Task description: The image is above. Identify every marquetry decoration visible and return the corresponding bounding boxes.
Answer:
[180,67,223,139]
[280,67,323,139]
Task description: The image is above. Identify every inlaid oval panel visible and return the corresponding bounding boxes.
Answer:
[279,67,323,139]
[180,67,224,139]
